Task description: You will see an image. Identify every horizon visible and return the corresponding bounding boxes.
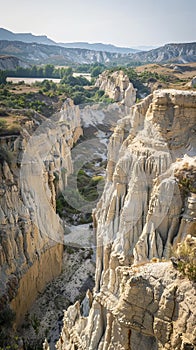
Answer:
[1,0,195,48]
[1,26,195,50]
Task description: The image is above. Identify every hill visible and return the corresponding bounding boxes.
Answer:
[128,42,196,64]
[0,28,56,46]
[0,40,195,67]
[0,28,138,54]
[0,40,121,65]
[0,55,30,70]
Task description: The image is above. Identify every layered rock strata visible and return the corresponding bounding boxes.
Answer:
[54,90,196,350]
[0,99,82,325]
[95,70,136,108]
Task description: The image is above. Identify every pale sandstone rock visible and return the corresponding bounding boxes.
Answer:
[55,90,196,350]
[0,99,82,325]
[191,76,196,87]
[95,70,136,107]
[57,262,196,350]
[186,75,196,88]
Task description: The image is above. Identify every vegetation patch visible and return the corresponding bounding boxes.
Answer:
[0,66,113,135]
[5,63,106,80]
[0,305,18,350]
[56,163,104,225]
[171,235,196,282]
[174,163,196,197]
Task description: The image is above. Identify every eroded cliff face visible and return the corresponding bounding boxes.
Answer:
[0,99,82,325]
[55,90,196,350]
[95,70,136,108]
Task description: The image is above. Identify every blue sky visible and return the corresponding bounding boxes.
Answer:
[1,0,196,47]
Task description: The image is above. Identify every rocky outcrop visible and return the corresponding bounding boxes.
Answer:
[95,70,136,107]
[191,76,196,87]
[57,260,196,350]
[187,75,196,88]
[0,99,82,325]
[55,90,196,350]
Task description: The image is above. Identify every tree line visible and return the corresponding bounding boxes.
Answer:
[0,62,106,82]
[5,64,68,79]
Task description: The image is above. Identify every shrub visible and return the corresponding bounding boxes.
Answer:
[0,70,7,84]
[0,306,15,326]
[30,313,40,336]
[0,119,7,130]
[91,66,103,77]
[174,165,196,195]
[0,108,8,116]
[0,148,13,165]
[0,306,16,348]
[172,235,196,282]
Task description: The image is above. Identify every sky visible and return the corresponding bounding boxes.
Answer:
[1,0,196,47]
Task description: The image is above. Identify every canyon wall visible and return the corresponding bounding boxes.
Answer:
[54,90,196,350]
[0,99,82,325]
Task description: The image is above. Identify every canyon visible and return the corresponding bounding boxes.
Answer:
[0,70,195,350]
[0,71,134,347]
[0,99,82,325]
[51,89,196,350]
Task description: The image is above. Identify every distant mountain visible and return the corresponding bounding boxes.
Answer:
[0,28,139,54]
[0,28,195,65]
[0,28,56,46]
[0,39,195,68]
[58,42,139,53]
[127,42,196,64]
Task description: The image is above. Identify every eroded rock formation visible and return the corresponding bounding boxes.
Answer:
[54,90,196,350]
[0,99,82,325]
[95,70,136,107]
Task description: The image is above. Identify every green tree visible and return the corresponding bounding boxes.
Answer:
[0,70,7,84]
[41,79,52,91]
[30,65,38,77]
[91,66,103,77]
[65,67,73,76]
[72,91,86,105]
[36,66,44,77]
[44,64,55,77]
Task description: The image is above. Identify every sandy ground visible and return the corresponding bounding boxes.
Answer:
[64,224,96,249]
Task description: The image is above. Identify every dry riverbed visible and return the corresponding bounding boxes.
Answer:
[19,225,95,350]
